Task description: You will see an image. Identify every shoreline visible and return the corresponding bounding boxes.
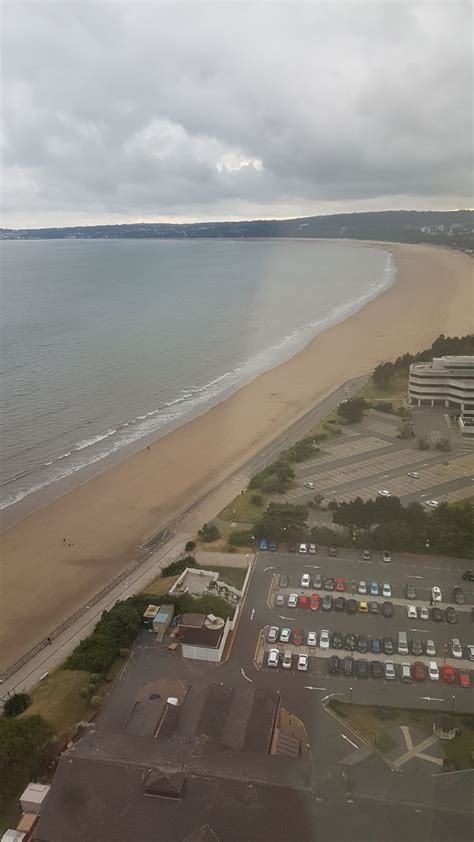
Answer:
[0,242,472,670]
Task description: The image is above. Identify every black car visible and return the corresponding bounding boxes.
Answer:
[344,632,357,651]
[357,635,368,654]
[453,587,466,605]
[342,656,354,676]
[328,655,341,675]
[383,637,395,655]
[279,574,288,589]
[356,659,369,678]
[322,594,333,611]
[334,596,345,612]
[382,601,393,618]
[371,638,382,655]
[269,542,278,552]
[346,598,358,614]
[462,570,474,582]
[332,631,343,649]
[431,606,443,622]
[368,601,379,614]
[446,606,458,624]
[324,577,335,591]
[406,583,416,600]
[371,660,383,678]
[328,545,337,557]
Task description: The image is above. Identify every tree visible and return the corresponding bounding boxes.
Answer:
[198,523,220,542]
[250,494,262,506]
[373,361,395,389]
[0,715,53,804]
[3,692,31,719]
[338,397,368,424]
[254,502,308,541]
[436,437,451,452]
[417,436,430,451]
[397,421,414,439]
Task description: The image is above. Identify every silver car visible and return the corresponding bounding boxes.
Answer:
[451,638,463,658]
[280,628,291,643]
[426,639,436,657]
[288,593,298,608]
[267,626,279,643]
[384,661,396,680]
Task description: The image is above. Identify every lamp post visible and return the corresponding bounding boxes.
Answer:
[451,695,456,714]
[349,686,353,704]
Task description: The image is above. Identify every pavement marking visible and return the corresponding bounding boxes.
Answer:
[277,615,295,621]
[341,734,359,750]
[263,566,276,572]
[250,608,255,621]
[406,575,424,579]
[304,685,327,691]
[400,725,413,751]
[421,696,445,702]
[240,668,253,683]
[304,564,322,569]
[417,752,443,766]
[395,735,440,769]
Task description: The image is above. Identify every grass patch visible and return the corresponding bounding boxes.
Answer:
[219,491,267,524]
[20,669,91,741]
[199,565,247,590]
[450,496,474,509]
[141,574,178,597]
[358,372,408,405]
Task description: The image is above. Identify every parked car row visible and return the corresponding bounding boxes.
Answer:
[326,655,470,686]
[278,573,468,607]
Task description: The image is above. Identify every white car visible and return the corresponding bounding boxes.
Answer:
[275,594,285,607]
[451,638,463,658]
[307,631,317,647]
[467,645,474,661]
[301,573,311,588]
[384,661,396,680]
[267,649,280,668]
[426,500,440,508]
[287,593,298,608]
[299,543,308,554]
[362,549,371,561]
[382,583,392,598]
[297,653,309,671]
[309,543,317,554]
[358,581,367,595]
[382,550,392,563]
[407,471,419,479]
[428,661,440,681]
[407,605,418,619]
[378,489,391,498]
[426,640,436,656]
[282,650,292,669]
[431,586,442,602]
[304,481,315,490]
[280,628,291,643]
[319,629,330,650]
[419,607,430,621]
[267,626,279,643]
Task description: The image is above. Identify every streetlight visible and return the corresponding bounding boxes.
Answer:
[451,695,456,714]
[349,686,353,704]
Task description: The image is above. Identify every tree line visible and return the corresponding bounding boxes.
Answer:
[373,334,474,389]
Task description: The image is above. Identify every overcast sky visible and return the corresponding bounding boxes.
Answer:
[1,1,472,228]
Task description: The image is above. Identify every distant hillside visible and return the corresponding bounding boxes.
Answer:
[1,209,473,249]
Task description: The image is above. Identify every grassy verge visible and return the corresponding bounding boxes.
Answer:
[199,565,247,590]
[331,701,474,769]
[358,372,408,406]
[19,669,92,741]
[219,491,267,524]
[140,574,178,597]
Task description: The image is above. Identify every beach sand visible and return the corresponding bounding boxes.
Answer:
[0,242,472,670]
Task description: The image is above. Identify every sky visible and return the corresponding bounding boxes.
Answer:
[1,1,472,229]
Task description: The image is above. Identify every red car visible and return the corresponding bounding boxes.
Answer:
[299,594,309,609]
[459,672,471,689]
[288,542,297,553]
[441,664,456,684]
[412,661,426,682]
[335,577,345,593]
[310,593,320,611]
[292,628,303,646]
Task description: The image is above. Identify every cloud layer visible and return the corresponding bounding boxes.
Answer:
[2,2,472,227]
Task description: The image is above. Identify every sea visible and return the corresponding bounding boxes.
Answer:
[0,238,395,517]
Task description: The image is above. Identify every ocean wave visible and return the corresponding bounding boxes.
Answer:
[75,429,117,450]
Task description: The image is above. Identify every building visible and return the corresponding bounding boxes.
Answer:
[408,356,474,434]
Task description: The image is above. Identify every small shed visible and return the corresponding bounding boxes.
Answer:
[433,715,460,741]
[142,604,159,630]
[153,604,175,641]
[1,832,26,842]
[20,783,50,814]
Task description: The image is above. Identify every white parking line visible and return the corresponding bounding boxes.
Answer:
[341,734,359,750]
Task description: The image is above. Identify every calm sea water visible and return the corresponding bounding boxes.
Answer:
[0,238,395,513]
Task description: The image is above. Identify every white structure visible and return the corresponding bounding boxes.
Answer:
[408,356,474,434]
[19,783,50,814]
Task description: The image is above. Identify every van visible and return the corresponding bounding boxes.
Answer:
[401,663,412,683]
[282,650,292,669]
[397,631,408,655]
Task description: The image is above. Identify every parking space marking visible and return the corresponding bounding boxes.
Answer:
[341,734,359,750]
[240,668,253,683]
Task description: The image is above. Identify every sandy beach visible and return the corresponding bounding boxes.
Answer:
[0,242,472,671]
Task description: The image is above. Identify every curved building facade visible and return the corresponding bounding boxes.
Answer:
[408,356,474,433]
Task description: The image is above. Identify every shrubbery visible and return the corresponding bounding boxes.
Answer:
[0,715,53,807]
[228,530,254,547]
[338,397,369,424]
[198,523,220,543]
[162,555,198,577]
[3,692,31,719]
[417,436,430,450]
[64,598,144,673]
[248,459,295,493]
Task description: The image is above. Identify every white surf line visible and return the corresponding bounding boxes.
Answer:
[240,668,253,683]
[341,734,359,750]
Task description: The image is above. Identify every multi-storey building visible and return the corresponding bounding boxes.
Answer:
[408,356,474,434]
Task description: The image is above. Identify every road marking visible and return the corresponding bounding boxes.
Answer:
[250,608,255,621]
[305,565,322,569]
[277,615,294,621]
[421,696,444,702]
[321,692,342,704]
[380,474,389,479]
[304,686,327,691]
[406,575,424,579]
[263,566,276,572]
[341,734,359,750]
[409,628,429,633]
[240,668,253,683]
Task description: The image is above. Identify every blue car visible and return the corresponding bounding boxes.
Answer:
[370,582,379,596]
[259,538,268,551]
[371,638,382,655]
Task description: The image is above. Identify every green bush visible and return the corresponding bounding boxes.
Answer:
[417,436,430,451]
[436,437,451,452]
[248,459,294,493]
[89,673,101,685]
[162,555,199,577]
[228,530,254,546]
[3,692,31,719]
[0,715,53,804]
[90,696,102,709]
[324,421,342,433]
[198,523,220,542]
[376,401,393,413]
[250,494,262,506]
[80,687,89,698]
[185,540,196,552]
[64,598,144,673]
[338,397,369,424]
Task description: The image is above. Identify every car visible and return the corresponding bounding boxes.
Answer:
[259,538,268,551]
[382,583,392,598]
[371,661,383,678]
[358,600,368,613]
[358,581,367,595]
[342,656,354,676]
[309,543,317,555]
[412,661,426,682]
[335,577,345,592]
[344,632,357,651]
[332,631,343,649]
[419,607,430,621]
[459,672,470,689]
[428,661,440,681]
[288,593,298,608]
[322,594,333,611]
[275,594,285,606]
[324,577,335,591]
[313,574,322,589]
[426,500,440,508]
[368,601,379,614]
[357,635,368,654]
[297,653,309,671]
[269,542,277,552]
[299,594,309,609]
[384,661,396,680]
[307,631,318,647]
[299,543,307,554]
[451,638,462,658]
[346,599,358,614]
[407,471,419,478]
[382,550,392,563]
[441,664,455,684]
[280,628,291,643]
[334,596,345,612]
[362,549,371,561]
[453,587,466,605]
[401,663,412,683]
[356,659,369,678]
[426,640,436,657]
[383,637,394,656]
[267,649,279,668]
[292,628,303,646]
[431,586,442,603]
[328,655,341,675]
[279,574,289,589]
[378,489,391,497]
[382,601,393,618]
[462,570,474,582]
[370,582,379,596]
[304,481,316,490]
[328,545,337,557]
[431,606,443,622]
[319,629,330,649]
[301,573,311,588]
[446,606,458,624]
[406,583,416,600]
[467,645,474,661]
[288,542,297,553]
[310,593,320,611]
[412,636,423,656]
[282,650,293,670]
[371,638,382,655]
[407,605,418,619]
[267,626,279,643]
